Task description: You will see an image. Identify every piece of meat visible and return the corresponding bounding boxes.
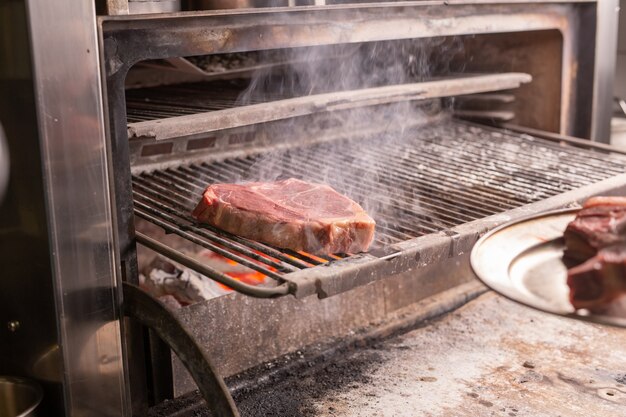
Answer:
[567,246,626,310]
[563,200,626,263]
[192,178,376,255]
[563,196,626,310]
[581,196,626,209]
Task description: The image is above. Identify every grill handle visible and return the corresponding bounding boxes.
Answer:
[123,282,240,417]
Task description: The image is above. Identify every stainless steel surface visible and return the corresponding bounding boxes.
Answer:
[591,0,619,142]
[128,0,182,14]
[471,208,626,327]
[126,73,532,140]
[132,120,626,299]
[190,0,283,9]
[25,0,131,415]
[0,377,42,417]
[161,292,626,417]
[123,282,240,416]
[105,0,130,15]
[0,123,8,203]
[0,2,64,413]
[172,278,485,394]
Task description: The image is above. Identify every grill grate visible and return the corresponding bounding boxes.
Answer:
[132,119,626,296]
[125,74,531,140]
[126,79,285,123]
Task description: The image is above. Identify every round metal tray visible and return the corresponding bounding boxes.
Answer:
[470,208,626,328]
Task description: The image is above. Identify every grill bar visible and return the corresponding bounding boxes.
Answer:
[133,178,315,270]
[135,231,291,297]
[284,149,504,218]
[134,197,296,275]
[215,156,444,240]
[133,182,314,269]
[252,154,477,225]
[135,203,285,279]
[212,158,432,241]
[132,119,626,297]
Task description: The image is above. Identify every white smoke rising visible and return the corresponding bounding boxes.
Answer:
[230,37,466,245]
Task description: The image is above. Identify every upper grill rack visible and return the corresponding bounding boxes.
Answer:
[125,73,532,141]
[132,119,626,298]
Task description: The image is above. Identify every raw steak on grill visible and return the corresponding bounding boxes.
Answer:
[563,196,626,309]
[192,178,376,255]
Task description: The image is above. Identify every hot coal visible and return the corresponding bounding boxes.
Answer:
[192,178,376,255]
[140,256,229,305]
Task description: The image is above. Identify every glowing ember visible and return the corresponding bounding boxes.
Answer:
[197,249,274,291]
[140,246,350,307]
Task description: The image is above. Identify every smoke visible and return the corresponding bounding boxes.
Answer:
[231,37,466,245]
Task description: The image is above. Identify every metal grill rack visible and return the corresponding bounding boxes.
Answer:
[125,73,532,141]
[132,118,626,298]
[126,79,285,122]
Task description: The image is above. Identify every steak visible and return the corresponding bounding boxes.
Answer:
[563,196,626,309]
[563,196,626,263]
[192,178,376,255]
[567,245,626,310]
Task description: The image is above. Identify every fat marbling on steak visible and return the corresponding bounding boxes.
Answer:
[192,178,376,255]
[563,196,626,309]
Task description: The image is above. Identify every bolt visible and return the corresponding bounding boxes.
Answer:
[7,321,20,332]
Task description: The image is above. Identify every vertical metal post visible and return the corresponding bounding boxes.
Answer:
[592,0,620,142]
[23,0,132,415]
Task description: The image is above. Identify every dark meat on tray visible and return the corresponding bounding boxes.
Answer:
[567,246,626,310]
[192,178,376,255]
[563,196,626,310]
[563,196,626,263]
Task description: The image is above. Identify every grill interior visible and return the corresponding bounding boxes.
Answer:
[126,79,277,122]
[132,118,626,296]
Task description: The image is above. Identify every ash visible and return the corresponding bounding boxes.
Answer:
[149,293,626,417]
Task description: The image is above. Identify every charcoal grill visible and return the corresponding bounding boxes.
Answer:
[2,1,625,416]
[100,4,626,411]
